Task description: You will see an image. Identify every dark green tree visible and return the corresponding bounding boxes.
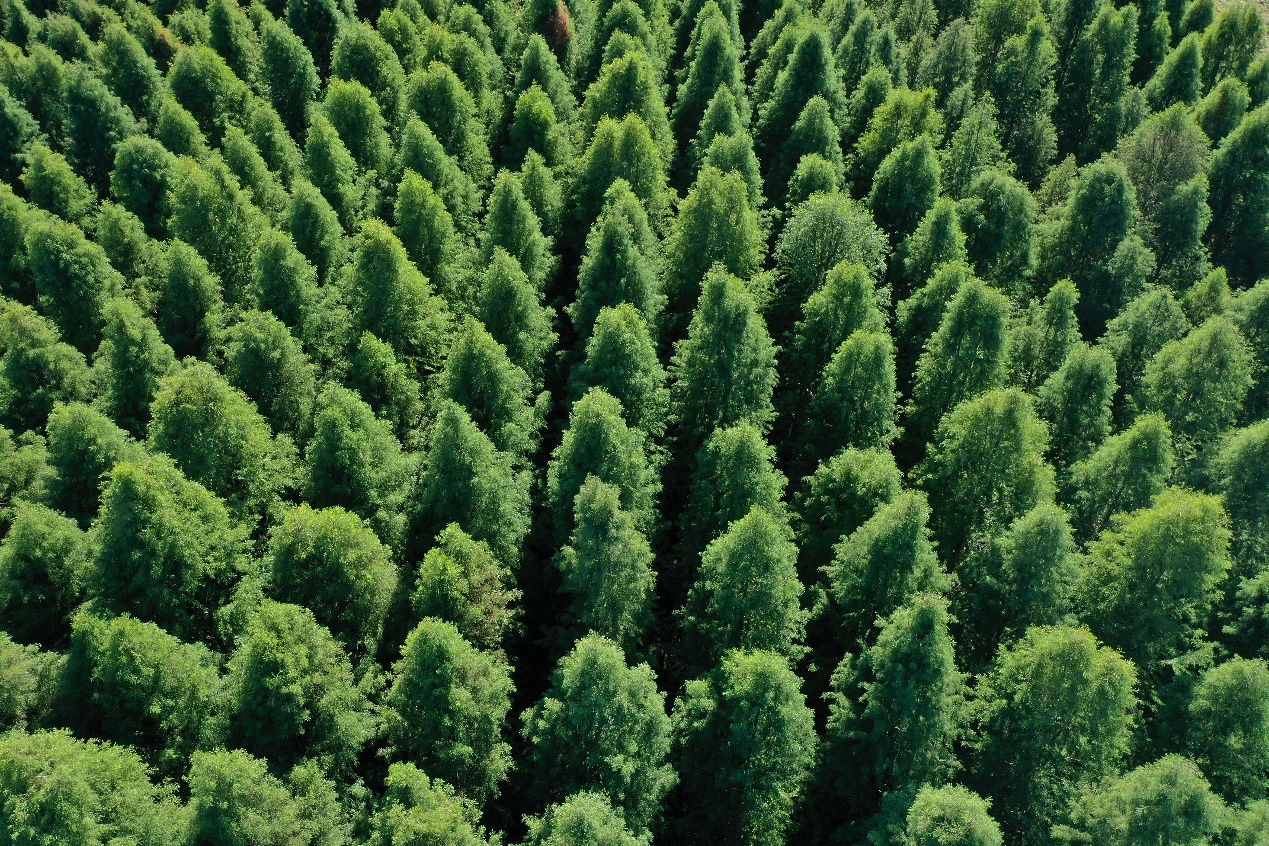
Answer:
[957,169,1037,288]
[0,301,91,433]
[569,304,667,438]
[971,626,1137,846]
[806,330,898,461]
[24,216,121,354]
[223,310,316,438]
[671,649,816,846]
[870,134,941,242]
[1206,104,1269,285]
[1067,412,1174,541]
[1037,343,1117,472]
[285,0,345,75]
[367,763,489,846]
[385,617,513,803]
[412,524,519,655]
[1100,288,1191,422]
[261,18,319,138]
[522,634,675,836]
[1077,487,1231,673]
[90,454,249,644]
[270,504,397,656]
[1186,658,1269,804]
[899,785,1003,846]
[523,792,645,846]
[225,600,372,776]
[478,249,556,389]
[894,197,968,303]
[0,500,88,646]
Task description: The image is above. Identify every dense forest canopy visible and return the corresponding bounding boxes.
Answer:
[0,0,1267,838]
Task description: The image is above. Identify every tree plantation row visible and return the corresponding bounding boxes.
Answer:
[0,0,1267,841]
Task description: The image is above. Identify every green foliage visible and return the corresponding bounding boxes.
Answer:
[24,215,121,354]
[412,524,519,654]
[1067,412,1174,541]
[557,476,655,650]
[1055,755,1223,846]
[820,595,967,831]
[569,303,667,437]
[90,454,248,644]
[148,359,293,522]
[523,634,675,836]
[523,792,645,846]
[0,729,186,846]
[1185,658,1269,804]
[1077,487,1231,673]
[413,400,529,567]
[188,749,350,846]
[806,330,898,460]
[918,388,1054,561]
[0,499,88,645]
[225,600,372,776]
[669,268,778,452]
[437,317,538,459]
[0,300,91,433]
[271,504,397,655]
[671,649,816,846]
[367,763,489,846]
[385,617,513,803]
[899,785,1002,846]
[1038,343,1117,471]
[224,310,315,438]
[45,401,137,529]
[61,612,224,779]
[870,135,941,242]
[971,626,1137,846]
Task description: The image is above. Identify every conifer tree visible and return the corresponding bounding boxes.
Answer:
[1143,315,1252,464]
[755,24,845,164]
[385,617,513,803]
[569,179,662,344]
[148,361,293,523]
[154,96,209,160]
[109,136,174,239]
[0,500,89,645]
[270,503,396,656]
[402,62,491,182]
[870,134,941,243]
[955,503,1080,662]
[478,249,556,389]
[671,649,816,846]
[669,268,778,453]
[793,446,902,578]
[223,310,316,439]
[321,78,390,176]
[330,21,404,123]
[900,786,1003,846]
[971,626,1137,846]
[286,177,346,282]
[523,792,645,846]
[225,600,372,776]
[60,612,224,780]
[0,84,42,189]
[24,216,121,355]
[851,87,944,191]
[64,64,139,192]
[413,400,529,567]
[1054,755,1224,846]
[1101,288,1191,422]
[682,506,804,667]
[580,50,673,162]
[482,169,554,293]
[512,34,576,123]
[818,595,966,835]
[983,16,1058,183]
[250,227,319,333]
[939,96,1006,199]
[662,166,763,321]
[957,169,1037,288]
[672,7,746,157]
[304,384,410,547]
[399,117,482,235]
[569,304,667,438]
[93,297,176,437]
[0,301,92,433]
[547,388,658,543]
[412,524,519,655]
[1078,488,1231,676]
[907,278,1010,448]
[1067,412,1174,541]
[1054,2,1138,160]
[522,634,675,837]
[91,454,249,644]
[895,198,968,302]
[1206,104,1269,285]
[771,192,889,340]
[343,220,451,372]
[571,115,670,234]
[285,0,345,76]
[918,388,1054,560]
[556,475,656,650]
[680,422,786,565]
[1037,343,1117,472]
[806,331,898,462]
[1185,658,1269,805]
[45,402,138,529]
[701,129,765,209]
[505,84,572,169]
[437,317,537,460]
[304,111,364,232]
[21,144,92,224]
[167,156,265,307]
[1144,31,1202,109]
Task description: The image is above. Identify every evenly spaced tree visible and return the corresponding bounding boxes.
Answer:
[436,317,538,460]
[367,763,489,846]
[671,649,816,846]
[60,612,224,780]
[971,626,1137,846]
[412,524,519,655]
[806,330,898,461]
[1207,105,1269,286]
[90,454,249,645]
[148,361,293,523]
[957,169,1037,289]
[0,501,89,646]
[92,297,176,437]
[412,400,530,567]
[557,476,655,651]
[870,135,941,243]
[225,600,372,776]
[1101,288,1191,422]
[478,250,556,389]
[1054,755,1224,846]
[223,310,316,439]
[547,388,658,544]
[568,304,668,438]
[24,215,122,354]
[0,301,91,433]
[482,169,555,293]
[45,402,138,528]
[894,198,968,304]
[270,504,397,656]
[523,792,645,846]
[899,785,1003,846]
[1037,343,1117,472]
[1077,487,1231,675]
[1186,657,1269,805]
[522,634,675,836]
[1067,412,1174,541]
[385,617,513,803]
[669,268,778,453]
[918,388,1054,561]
